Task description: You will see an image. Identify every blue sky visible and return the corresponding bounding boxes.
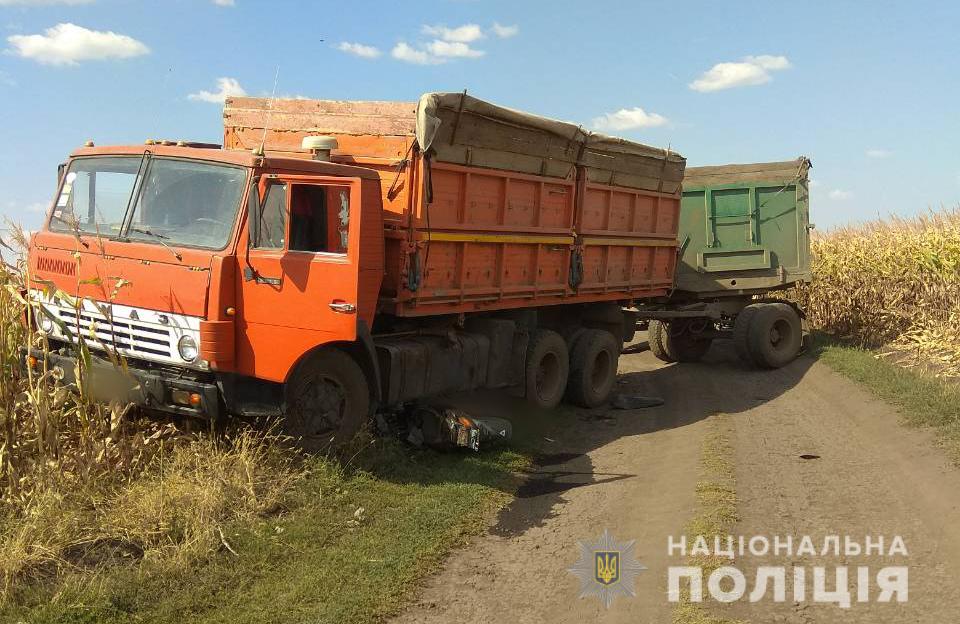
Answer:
[1,0,958,232]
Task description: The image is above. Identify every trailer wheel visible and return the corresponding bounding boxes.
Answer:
[283,348,370,452]
[647,320,676,363]
[747,303,803,368]
[733,304,763,365]
[566,329,620,408]
[649,319,712,363]
[525,329,569,409]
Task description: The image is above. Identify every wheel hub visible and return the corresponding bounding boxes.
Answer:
[769,327,782,345]
[296,377,345,437]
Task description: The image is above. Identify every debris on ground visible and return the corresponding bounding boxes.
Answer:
[610,394,665,409]
[377,404,513,452]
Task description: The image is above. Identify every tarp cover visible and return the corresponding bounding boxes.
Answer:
[682,157,811,189]
[416,92,685,194]
[223,93,685,194]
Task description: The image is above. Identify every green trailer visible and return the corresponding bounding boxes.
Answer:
[635,157,813,368]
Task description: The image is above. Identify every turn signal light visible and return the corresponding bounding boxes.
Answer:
[225,307,236,317]
[26,355,39,370]
[171,390,202,408]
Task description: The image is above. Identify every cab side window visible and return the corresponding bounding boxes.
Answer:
[254,183,287,249]
[289,184,349,253]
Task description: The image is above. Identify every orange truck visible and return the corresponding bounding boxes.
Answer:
[26,93,684,447]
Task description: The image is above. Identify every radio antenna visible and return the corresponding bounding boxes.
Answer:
[256,65,280,156]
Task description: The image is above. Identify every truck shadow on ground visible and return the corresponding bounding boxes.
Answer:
[363,342,816,539]
[494,341,816,538]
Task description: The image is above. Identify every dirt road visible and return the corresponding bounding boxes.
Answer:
[392,345,960,624]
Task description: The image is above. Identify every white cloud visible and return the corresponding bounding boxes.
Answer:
[393,38,487,64]
[394,22,511,64]
[391,42,443,65]
[689,54,791,92]
[591,107,668,131]
[336,41,381,59]
[866,148,892,159]
[425,39,484,59]
[0,0,93,5]
[7,23,148,66]
[188,77,246,104]
[828,189,853,200]
[27,201,48,214]
[421,23,483,43]
[491,22,518,38]
[211,0,234,5]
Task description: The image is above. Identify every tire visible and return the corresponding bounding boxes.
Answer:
[282,348,370,452]
[525,329,570,409]
[649,319,712,363]
[733,304,763,365]
[747,303,803,368]
[566,329,620,408]
[648,320,676,363]
[670,319,713,362]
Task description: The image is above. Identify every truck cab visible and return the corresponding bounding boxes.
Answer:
[28,142,385,447]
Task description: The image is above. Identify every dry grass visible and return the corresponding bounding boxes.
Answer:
[672,413,743,624]
[0,227,305,600]
[0,226,528,623]
[794,208,960,377]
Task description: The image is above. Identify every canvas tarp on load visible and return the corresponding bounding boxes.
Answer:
[682,158,811,189]
[416,92,685,194]
[223,92,685,194]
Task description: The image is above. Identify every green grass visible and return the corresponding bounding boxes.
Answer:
[673,413,743,624]
[0,440,531,624]
[812,334,960,463]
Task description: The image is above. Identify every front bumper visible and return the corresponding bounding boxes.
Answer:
[24,348,221,419]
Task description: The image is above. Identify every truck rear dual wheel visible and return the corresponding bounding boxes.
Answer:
[734,302,802,369]
[525,329,570,409]
[648,319,713,363]
[283,349,369,452]
[566,329,620,408]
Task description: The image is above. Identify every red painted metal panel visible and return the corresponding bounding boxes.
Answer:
[382,160,680,317]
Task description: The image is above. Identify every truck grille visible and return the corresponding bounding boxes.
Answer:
[57,308,173,359]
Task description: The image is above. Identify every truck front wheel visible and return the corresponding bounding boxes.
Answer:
[525,329,569,409]
[566,329,620,408]
[283,348,370,452]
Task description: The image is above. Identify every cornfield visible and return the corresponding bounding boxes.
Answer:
[0,226,303,600]
[794,208,960,377]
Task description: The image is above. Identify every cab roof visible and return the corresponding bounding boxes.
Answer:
[69,144,382,180]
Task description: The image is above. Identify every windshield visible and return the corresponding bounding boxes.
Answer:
[50,155,247,250]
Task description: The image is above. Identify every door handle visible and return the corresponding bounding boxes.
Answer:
[329,301,356,314]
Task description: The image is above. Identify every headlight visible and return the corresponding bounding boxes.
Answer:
[178,335,199,362]
[38,311,54,334]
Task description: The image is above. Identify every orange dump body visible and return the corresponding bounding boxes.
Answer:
[224,95,683,318]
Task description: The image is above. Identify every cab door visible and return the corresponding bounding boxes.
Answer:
[236,174,361,382]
